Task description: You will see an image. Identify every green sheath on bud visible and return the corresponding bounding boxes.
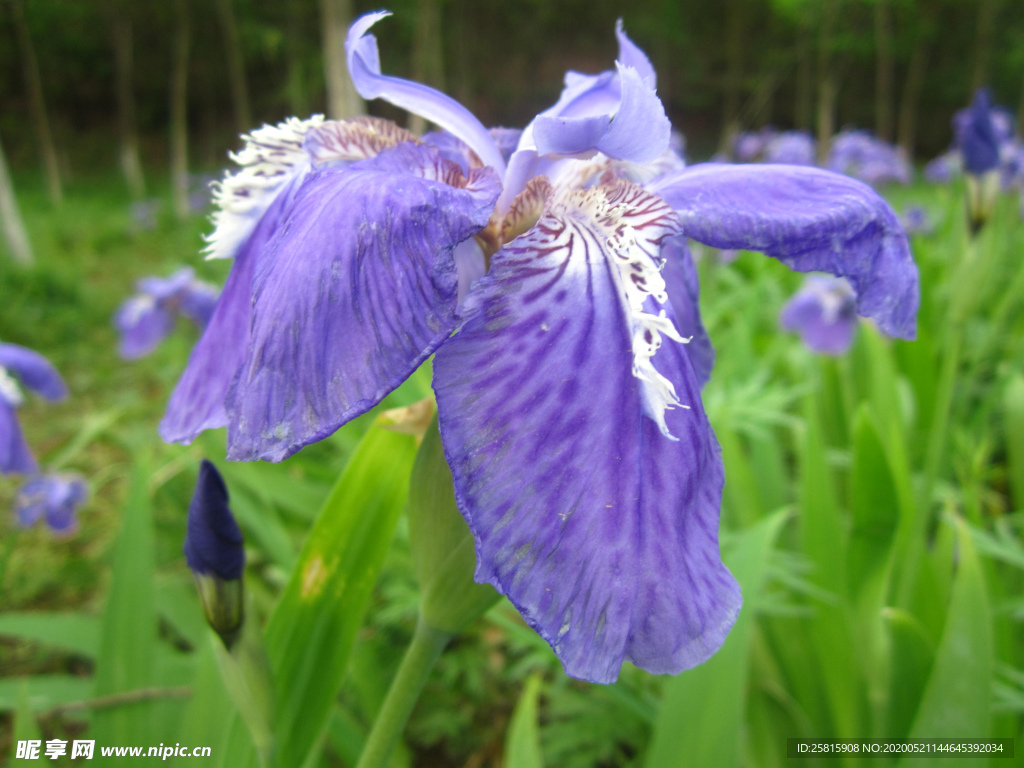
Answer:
[194,574,244,650]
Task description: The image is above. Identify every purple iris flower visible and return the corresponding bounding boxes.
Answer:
[733,128,776,162]
[16,473,87,534]
[114,267,220,359]
[900,205,934,237]
[924,151,961,184]
[827,130,910,187]
[763,131,817,165]
[0,343,67,475]
[780,276,859,355]
[161,12,918,683]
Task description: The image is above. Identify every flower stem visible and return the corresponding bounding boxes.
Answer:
[355,615,452,768]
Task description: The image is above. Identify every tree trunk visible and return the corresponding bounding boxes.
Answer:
[408,0,445,135]
[795,21,812,131]
[112,15,145,200]
[217,0,252,134]
[0,134,33,264]
[874,0,894,142]
[816,0,838,164]
[170,0,190,220]
[321,0,364,119]
[10,0,62,206]
[1018,73,1024,139]
[897,35,928,159]
[719,0,744,153]
[970,0,1000,93]
[285,0,310,117]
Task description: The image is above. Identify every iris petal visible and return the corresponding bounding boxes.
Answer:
[0,343,67,401]
[225,143,500,462]
[533,64,670,165]
[160,177,304,444]
[0,399,37,474]
[434,179,740,683]
[648,163,919,340]
[345,12,504,174]
[661,237,714,387]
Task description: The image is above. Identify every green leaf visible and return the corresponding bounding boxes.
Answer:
[882,608,934,739]
[0,675,93,712]
[901,519,992,766]
[644,511,788,768]
[264,419,419,766]
[1003,375,1024,512]
[848,405,899,602]
[504,672,544,768]
[12,680,41,744]
[92,459,158,746]
[178,635,257,768]
[797,395,865,738]
[0,612,100,659]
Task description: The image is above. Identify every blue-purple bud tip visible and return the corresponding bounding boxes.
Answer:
[958,88,1000,175]
[184,460,244,580]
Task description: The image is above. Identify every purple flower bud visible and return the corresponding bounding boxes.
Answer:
[956,89,1001,175]
[185,460,244,580]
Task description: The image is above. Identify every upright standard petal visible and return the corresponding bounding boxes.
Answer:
[532,64,670,165]
[0,400,37,474]
[346,12,504,174]
[225,143,500,461]
[648,163,918,340]
[434,179,740,683]
[0,343,67,401]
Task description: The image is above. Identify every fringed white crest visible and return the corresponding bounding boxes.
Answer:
[557,180,690,439]
[204,115,325,260]
[0,366,24,407]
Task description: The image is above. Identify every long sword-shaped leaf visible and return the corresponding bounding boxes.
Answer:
[92,458,157,746]
[644,510,788,768]
[264,419,418,765]
[899,518,992,767]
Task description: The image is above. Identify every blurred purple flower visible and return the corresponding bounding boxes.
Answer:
[189,174,218,214]
[763,131,816,165]
[733,127,776,162]
[114,268,220,359]
[955,89,1002,176]
[924,151,961,184]
[16,473,87,534]
[900,205,934,236]
[0,343,67,475]
[780,276,858,355]
[827,130,910,187]
[130,199,162,231]
[161,11,918,684]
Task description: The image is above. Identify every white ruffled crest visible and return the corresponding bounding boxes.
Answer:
[204,115,326,260]
[0,366,24,407]
[555,180,690,439]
